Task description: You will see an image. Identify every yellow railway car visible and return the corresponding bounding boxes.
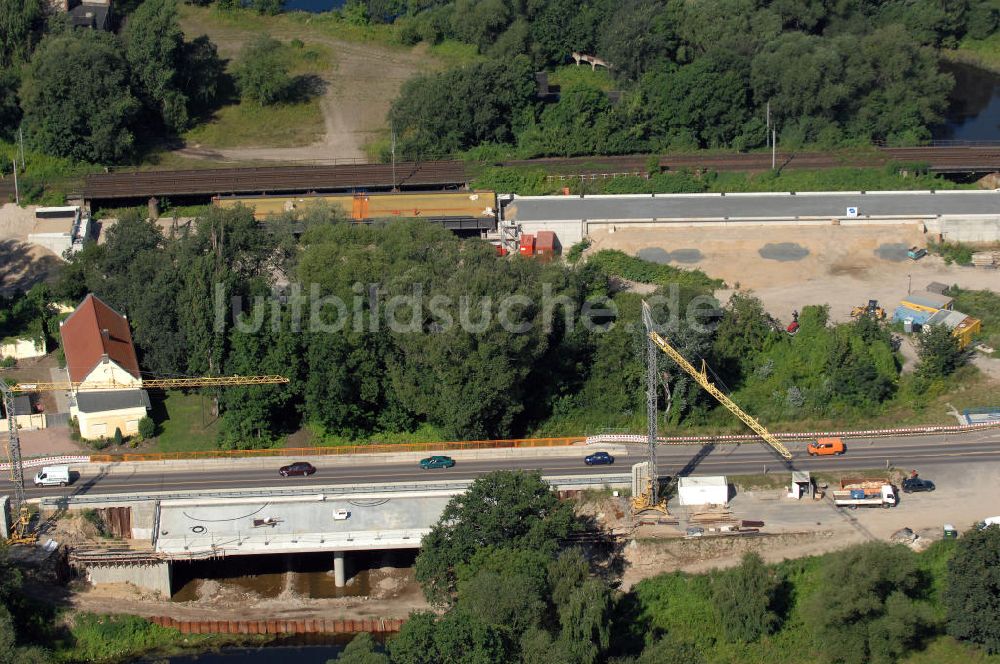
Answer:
[213,191,497,229]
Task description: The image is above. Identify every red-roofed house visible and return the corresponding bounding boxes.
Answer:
[60,294,149,440]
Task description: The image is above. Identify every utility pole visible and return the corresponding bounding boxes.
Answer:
[12,156,19,205]
[765,102,770,148]
[771,129,777,170]
[18,127,25,168]
[390,124,398,193]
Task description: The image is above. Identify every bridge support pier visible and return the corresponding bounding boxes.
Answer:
[333,551,346,588]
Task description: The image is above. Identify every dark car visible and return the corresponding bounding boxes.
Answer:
[584,451,615,466]
[420,455,456,470]
[902,478,935,493]
[279,462,316,477]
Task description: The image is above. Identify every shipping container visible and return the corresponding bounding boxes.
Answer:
[535,230,558,254]
[519,234,536,256]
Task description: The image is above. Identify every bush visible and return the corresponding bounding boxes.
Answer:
[232,35,292,106]
[113,427,124,446]
[585,249,723,290]
[945,525,1000,653]
[0,356,15,368]
[566,238,591,265]
[81,509,107,537]
[138,416,155,440]
[928,240,974,266]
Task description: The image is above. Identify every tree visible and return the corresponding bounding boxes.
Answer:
[138,416,155,440]
[0,69,20,141]
[809,542,932,664]
[233,34,291,106]
[253,0,284,15]
[122,0,189,132]
[331,632,389,664]
[916,323,966,380]
[21,31,140,162]
[387,612,439,664]
[0,0,43,67]
[713,552,782,643]
[388,56,535,158]
[113,427,124,446]
[414,470,578,603]
[945,525,1000,653]
[178,35,225,115]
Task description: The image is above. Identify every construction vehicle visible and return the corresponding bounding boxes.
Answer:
[631,302,792,516]
[832,478,896,509]
[907,247,927,260]
[851,299,886,320]
[2,374,289,544]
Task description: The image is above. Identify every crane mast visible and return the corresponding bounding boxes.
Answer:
[2,374,289,543]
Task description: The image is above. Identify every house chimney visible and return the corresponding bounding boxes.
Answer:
[101,328,110,342]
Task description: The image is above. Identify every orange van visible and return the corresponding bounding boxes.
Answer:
[807,437,845,456]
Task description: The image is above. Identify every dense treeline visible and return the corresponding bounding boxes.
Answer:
[0,0,228,162]
[329,470,1000,664]
[29,207,966,448]
[382,0,996,158]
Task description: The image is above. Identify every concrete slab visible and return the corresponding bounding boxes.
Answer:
[155,493,452,557]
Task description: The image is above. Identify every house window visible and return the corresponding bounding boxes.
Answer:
[126,420,139,433]
[92,423,108,436]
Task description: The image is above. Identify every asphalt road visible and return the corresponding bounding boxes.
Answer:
[17,430,1000,500]
[509,190,1000,221]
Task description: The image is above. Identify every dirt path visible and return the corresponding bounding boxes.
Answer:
[177,16,438,162]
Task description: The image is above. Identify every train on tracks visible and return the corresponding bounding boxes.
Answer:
[212,191,498,231]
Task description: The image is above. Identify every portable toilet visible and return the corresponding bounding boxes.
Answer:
[943,524,958,539]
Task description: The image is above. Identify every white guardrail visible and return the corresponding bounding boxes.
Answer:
[585,421,1000,446]
[0,455,91,472]
[4,421,999,473]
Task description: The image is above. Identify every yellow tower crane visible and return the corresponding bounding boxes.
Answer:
[2,375,289,543]
[631,302,791,515]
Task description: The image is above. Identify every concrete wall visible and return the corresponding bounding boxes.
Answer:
[0,338,46,360]
[515,214,1000,246]
[27,233,72,259]
[1,413,46,431]
[72,405,146,439]
[934,217,1000,243]
[86,561,172,596]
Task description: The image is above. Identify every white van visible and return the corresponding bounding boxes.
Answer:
[33,465,70,487]
[979,516,1000,529]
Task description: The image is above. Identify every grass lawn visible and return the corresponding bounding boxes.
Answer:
[946,33,1000,73]
[148,390,220,453]
[548,64,617,91]
[183,100,325,149]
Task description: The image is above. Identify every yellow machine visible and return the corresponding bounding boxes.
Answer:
[631,302,792,516]
[851,299,886,320]
[2,375,288,544]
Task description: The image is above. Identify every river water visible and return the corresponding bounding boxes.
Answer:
[936,60,1000,141]
[282,0,346,11]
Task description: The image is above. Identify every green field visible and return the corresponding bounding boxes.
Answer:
[148,390,221,453]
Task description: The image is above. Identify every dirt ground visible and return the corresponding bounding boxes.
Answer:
[618,459,1000,589]
[0,203,61,295]
[176,15,439,162]
[67,567,429,622]
[590,222,1000,324]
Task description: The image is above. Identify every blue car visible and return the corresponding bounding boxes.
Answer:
[584,451,615,466]
[420,455,456,470]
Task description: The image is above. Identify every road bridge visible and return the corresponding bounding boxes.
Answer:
[505,190,1000,244]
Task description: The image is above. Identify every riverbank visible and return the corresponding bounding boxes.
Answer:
[945,35,1000,74]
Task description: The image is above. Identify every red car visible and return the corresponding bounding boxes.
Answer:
[279,462,316,477]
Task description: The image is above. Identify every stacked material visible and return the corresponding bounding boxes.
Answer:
[972,251,999,268]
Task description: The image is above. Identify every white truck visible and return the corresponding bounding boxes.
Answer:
[832,479,896,509]
[33,465,70,487]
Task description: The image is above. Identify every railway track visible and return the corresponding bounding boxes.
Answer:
[83,160,471,200]
[32,145,1000,203]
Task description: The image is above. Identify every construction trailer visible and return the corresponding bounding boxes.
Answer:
[677,476,729,507]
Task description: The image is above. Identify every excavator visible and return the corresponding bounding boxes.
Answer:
[851,299,886,320]
[631,301,792,516]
